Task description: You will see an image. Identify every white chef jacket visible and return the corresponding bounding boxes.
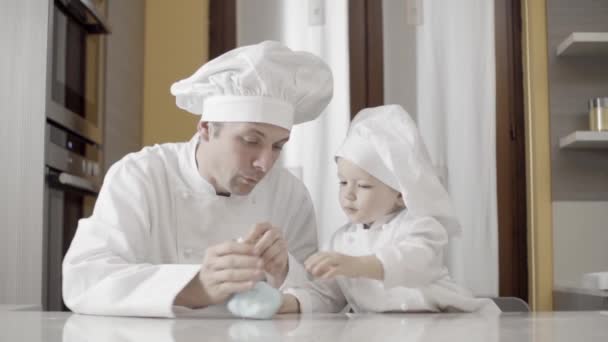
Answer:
[285,210,499,314]
[62,134,318,317]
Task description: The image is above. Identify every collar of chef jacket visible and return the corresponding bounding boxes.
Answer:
[357,209,406,231]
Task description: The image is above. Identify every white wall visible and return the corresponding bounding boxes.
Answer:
[104,0,144,170]
[382,0,418,119]
[237,0,284,45]
[553,201,608,288]
[0,0,49,305]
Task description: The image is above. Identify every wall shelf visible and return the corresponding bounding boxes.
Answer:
[556,32,608,56]
[559,131,608,149]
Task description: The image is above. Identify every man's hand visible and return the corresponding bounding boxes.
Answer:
[175,240,265,308]
[304,252,384,280]
[244,223,289,288]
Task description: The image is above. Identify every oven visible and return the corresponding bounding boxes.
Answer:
[43,122,103,311]
[43,0,109,311]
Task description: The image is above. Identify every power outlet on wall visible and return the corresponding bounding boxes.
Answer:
[406,0,423,26]
[308,0,325,26]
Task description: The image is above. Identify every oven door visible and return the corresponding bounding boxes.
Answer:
[47,0,110,145]
[43,168,98,311]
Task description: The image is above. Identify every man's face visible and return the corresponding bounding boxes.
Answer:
[337,158,403,225]
[200,122,290,195]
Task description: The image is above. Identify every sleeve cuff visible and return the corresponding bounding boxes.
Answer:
[375,245,439,289]
[166,265,205,317]
[375,247,402,289]
[65,264,203,318]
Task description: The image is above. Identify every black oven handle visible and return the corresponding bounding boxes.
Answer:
[46,170,100,194]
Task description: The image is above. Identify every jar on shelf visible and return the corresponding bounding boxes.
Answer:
[589,97,608,131]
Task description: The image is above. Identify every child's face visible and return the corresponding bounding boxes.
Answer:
[337,158,404,225]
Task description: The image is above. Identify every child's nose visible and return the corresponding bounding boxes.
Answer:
[345,189,356,200]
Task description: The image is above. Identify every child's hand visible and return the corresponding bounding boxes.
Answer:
[304,252,361,279]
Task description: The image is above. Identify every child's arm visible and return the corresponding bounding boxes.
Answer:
[305,252,384,280]
[305,217,448,288]
[374,216,448,288]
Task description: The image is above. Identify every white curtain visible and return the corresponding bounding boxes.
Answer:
[415,0,499,296]
[237,0,350,246]
[237,0,498,294]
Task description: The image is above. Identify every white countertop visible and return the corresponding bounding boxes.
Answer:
[1,306,607,341]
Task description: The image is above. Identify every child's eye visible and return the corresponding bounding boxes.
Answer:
[339,181,347,186]
[358,184,373,189]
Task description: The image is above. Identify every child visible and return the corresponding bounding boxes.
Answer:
[280,105,499,314]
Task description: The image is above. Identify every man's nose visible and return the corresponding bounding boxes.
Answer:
[252,147,275,173]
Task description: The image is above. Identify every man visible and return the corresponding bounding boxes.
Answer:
[62,41,333,317]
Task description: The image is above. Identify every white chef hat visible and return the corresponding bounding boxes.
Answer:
[335,105,461,235]
[170,41,333,131]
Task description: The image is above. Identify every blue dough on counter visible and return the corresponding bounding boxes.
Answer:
[227,282,282,319]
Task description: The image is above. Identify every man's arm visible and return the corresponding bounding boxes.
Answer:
[62,160,205,317]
